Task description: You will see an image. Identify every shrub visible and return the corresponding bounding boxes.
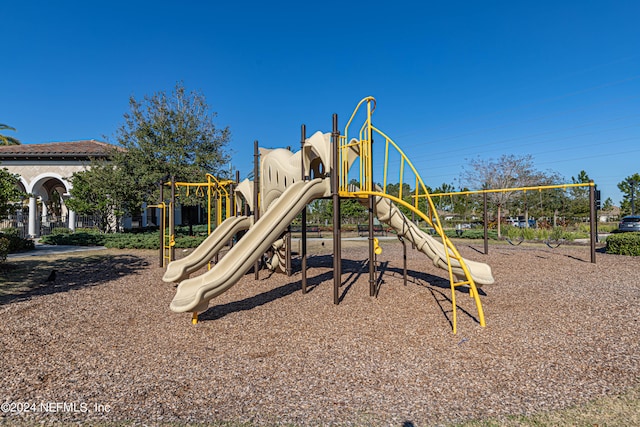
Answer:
[40,232,105,246]
[445,228,498,240]
[175,224,209,236]
[0,237,9,262]
[606,232,640,256]
[0,229,35,253]
[51,227,72,235]
[174,235,207,248]
[505,225,529,241]
[103,233,160,249]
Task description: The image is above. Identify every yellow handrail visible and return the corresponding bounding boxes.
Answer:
[339,97,486,334]
[425,182,594,198]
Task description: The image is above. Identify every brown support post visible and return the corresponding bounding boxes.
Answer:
[286,228,292,276]
[254,141,260,279]
[285,142,293,276]
[589,181,597,264]
[368,198,375,297]
[301,124,308,294]
[332,114,341,305]
[170,176,176,262]
[483,191,489,255]
[368,143,375,297]
[399,236,407,286]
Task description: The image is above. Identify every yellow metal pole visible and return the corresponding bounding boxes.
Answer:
[207,175,212,235]
[426,182,594,198]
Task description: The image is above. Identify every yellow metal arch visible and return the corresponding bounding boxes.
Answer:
[339,97,485,333]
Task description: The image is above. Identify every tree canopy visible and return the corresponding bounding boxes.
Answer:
[69,82,231,224]
[618,173,640,216]
[461,154,561,236]
[0,168,25,219]
[66,161,141,232]
[0,124,20,145]
[116,82,230,187]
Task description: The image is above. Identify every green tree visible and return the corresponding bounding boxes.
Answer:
[461,154,560,237]
[432,183,455,211]
[115,82,231,203]
[0,168,25,219]
[68,83,231,225]
[618,173,640,216]
[340,199,368,224]
[452,187,474,220]
[568,170,591,219]
[66,162,141,232]
[0,124,20,145]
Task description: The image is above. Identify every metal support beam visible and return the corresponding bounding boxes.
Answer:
[332,114,341,305]
[399,236,407,286]
[254,140,260,279]
[589,181,597,264]
[483,192,489,255]
[301,124,308,294]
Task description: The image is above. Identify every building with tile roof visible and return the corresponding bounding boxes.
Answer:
[0,140,119,237]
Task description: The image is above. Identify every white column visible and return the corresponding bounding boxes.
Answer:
[68,210,77,232]
[28,196,38,238]
[41,202,48,222]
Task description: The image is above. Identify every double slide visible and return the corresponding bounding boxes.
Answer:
[162,215,252,283]
[169,177,331,313]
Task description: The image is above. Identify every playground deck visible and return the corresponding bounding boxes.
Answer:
[0,241,639,425]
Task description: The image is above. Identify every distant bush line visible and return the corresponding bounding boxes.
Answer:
[40,226,209,250]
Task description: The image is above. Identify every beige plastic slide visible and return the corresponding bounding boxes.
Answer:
[372,196,495,286]
[162,215,252,283]
[170,177,331,313]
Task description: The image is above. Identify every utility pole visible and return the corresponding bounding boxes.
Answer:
[628,178,637,215]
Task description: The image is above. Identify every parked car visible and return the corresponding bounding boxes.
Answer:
[509,216,537,228]
[618,215,640,232]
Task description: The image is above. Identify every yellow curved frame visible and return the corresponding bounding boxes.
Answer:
[339,97,485,334]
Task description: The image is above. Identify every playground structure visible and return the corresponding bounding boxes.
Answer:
[153,174,237,268]
[428,182,599,262]
[164,97,495,333]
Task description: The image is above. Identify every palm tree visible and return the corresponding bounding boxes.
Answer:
[0,124,20,145]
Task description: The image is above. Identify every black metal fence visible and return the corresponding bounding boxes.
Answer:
[0,214,103,238]
[0,217,29,238]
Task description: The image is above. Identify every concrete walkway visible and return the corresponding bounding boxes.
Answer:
[7,243,107,259]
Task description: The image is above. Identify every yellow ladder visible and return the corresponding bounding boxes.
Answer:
[338,97,486,333]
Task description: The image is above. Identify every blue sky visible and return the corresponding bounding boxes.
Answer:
[2,1,639,204]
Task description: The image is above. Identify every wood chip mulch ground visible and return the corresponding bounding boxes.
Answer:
[1,239,639,426]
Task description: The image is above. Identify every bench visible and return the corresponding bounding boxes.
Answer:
[357,224,386,236]
[290,225,322,237]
